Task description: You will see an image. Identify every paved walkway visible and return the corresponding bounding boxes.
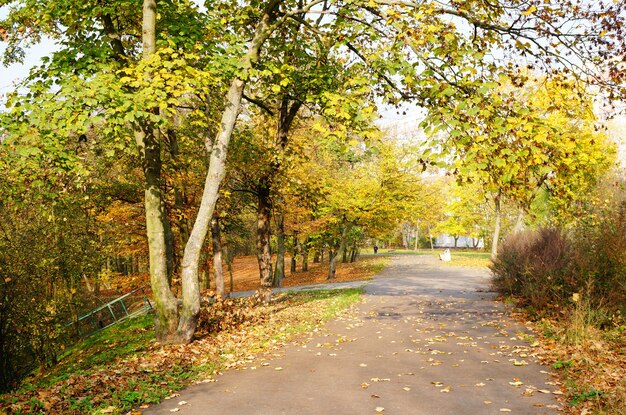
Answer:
[144,255,561,415]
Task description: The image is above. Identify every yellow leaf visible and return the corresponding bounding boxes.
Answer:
[522,5,537,15]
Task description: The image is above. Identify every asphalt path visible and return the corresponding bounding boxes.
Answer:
[144,255,561,415]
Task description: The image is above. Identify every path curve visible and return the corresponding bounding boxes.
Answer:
[144,255,561,415]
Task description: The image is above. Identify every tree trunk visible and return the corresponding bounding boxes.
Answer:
[340,223,349,263]
[257,182,273,303]
[223,243,234,296]
[174,4,279,342]
[414,223,419,250]
[211,214,225,299]
[290,233,298,274]
[313,248,320,263]
[491,195,502,259]
[273,204,285,288]
[301,237,309,272]
[327,249,338,280]
[136,0,178,344]
[168,128,190,281]
[199,246,210,290]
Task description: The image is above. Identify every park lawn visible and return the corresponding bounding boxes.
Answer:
[0,288,364,415]
[371,248,492,268]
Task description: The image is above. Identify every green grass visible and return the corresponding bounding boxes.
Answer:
[2,288,363,415]
[365,248,491,267]
[364,256,391,274]
[40,314,156,388]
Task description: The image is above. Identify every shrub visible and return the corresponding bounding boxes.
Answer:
[571,202,626,310]
[491,202,626,315]
[490,227,571,310]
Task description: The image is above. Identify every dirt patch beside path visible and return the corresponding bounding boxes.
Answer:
[225,255,386,292]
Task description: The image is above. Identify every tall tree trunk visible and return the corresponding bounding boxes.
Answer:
[329,221,348,280]
[168,128,190,280]
[290,233,298,273]
[175,4,279,342]
[257,182,273,303]
[273,203,285,288]
[429,228,434,251]
[223,242,234,296]
[327,249,338,280]
[199,247,210,290]
[339,220,349,263]
[313,248,320,263]
[136,0,178,343]
[301,237,309,272]
[211,213,225,299]
[491,194,502,259]
[414,223,419,250]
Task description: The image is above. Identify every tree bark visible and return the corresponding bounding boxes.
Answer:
[175,3,280,342]
[301,237,309,272]
[313,248,320,263]
[257,182,273,303]
[290,233,298,273]
[211,214,225,299]
[136,0,178,344]
[223,242,234,296]
[273,204,285,288]
[491,194,502,259]
[428,228,435,251]
[327,249,338,280]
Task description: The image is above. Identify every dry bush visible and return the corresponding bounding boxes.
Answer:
[571,202,626,311]
[490,227,571,310]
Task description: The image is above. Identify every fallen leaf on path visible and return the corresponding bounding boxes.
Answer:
[275,367,283,371]
[169,409,180,413]
[375,407,384,412]
[499,409,511,412]
[360,363,368,367]
[361,383,370,389]
[484,401,492,405]
[371,394,380,398]
[440,386,451,393]
[178,401,187,406]
[402,387,411,391]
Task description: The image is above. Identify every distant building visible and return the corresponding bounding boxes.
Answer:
[434,234,484,249]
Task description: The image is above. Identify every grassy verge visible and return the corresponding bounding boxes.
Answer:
[513,302,626,414]
[370,248,491,267]
[0,288,363,415]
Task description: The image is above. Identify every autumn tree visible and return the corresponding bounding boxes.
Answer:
[424,76,615,257]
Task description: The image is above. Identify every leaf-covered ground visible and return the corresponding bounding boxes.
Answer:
[0,289,363,415]
[519,315,626,414]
